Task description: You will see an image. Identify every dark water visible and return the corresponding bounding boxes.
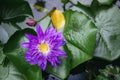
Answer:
[26,0,120,80]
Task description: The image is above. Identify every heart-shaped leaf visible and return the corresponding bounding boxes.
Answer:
[64,10,97,68]
[94,5,120,61]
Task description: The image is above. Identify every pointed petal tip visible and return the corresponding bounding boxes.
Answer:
[39,64,46,71]
[36,23,41,30]
[52,63,57,68]
[36,23,40,27]
[19,43,23,47]
[25,33,30,38]
[38,59,47,71]
[62,53,67,58]
[19,42,30,48]
[36,23,44,37]
[25,33,33,39]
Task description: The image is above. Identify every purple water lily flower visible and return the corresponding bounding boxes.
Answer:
[20,23,66,70]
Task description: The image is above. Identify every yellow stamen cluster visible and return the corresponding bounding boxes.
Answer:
[39,43,49,53]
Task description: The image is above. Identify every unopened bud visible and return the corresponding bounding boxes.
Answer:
[26,18,36,26]
[50,9,65,31]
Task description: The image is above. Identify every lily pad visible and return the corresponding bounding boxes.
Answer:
[64,10,97,68]
[94,5,120,61]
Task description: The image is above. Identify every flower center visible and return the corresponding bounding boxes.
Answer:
[39,43,49,53]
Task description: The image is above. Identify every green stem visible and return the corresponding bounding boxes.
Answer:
[47,20,52,28]
[33,5,51,22]
[37,12,50,22]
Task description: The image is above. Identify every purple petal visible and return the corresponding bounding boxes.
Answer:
[52,49,67,57]
[25,51,38,65]
[45,26,53,34]
[46,31,66,48]
[58,40,66,46]
[36,23,44,40]
[38,56,47,70]
[51,40,66,48]
[25,34,37,40]
[25,34,38,44]
[52,62,57,67]
[49,60,57,67]
[55,57,61,64]
[45,26,56,37]
[20,42,30,48]
[40,61,47,70]
[20,23,67,71]
[47,55,58,67]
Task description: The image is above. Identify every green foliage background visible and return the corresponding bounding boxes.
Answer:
[0,0,120,80]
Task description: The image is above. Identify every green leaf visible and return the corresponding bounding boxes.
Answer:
[0,62,26,80]
[0,25,9,44]
[0,1,33,21]
[97,0,114,5]
[63,10,97,68]
[70,3,94,20]
[46,45,71,79]
[0,21,32,44]
[70,0,93,6]
[3,28,42,80]
[94,5,120,61]
[0,47,5,64]
[66,43,92,68]
[0,63,9,80]
[0,23,21,44]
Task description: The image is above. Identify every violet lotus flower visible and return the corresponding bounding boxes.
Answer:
[20,23,66,70]
[26,18,36,26]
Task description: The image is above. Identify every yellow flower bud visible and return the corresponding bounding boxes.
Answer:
[50,9,65,31]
